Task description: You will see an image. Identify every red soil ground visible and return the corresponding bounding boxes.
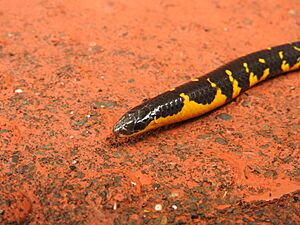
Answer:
[0,0,299,224]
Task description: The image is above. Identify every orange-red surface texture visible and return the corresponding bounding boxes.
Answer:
[0,0,300,224]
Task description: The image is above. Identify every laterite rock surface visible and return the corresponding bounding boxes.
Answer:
[0,0,299,224]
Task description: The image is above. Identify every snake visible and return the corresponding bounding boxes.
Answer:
[113,42,300,137]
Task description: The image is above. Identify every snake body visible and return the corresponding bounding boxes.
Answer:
[113,42,300,137]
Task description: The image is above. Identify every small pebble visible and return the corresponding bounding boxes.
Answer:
[14,88,23,93]
[66,184,74,190]
[170,192,179,198]
[69,165,76,171]
[197,134,211,140]
[93,101,117,109]
[153,183,160,190]
[11,155,19,163]
[259,144,269,149]
[155,204,162,211]
[128,78,135,83]
[160,215,168,225]
[215,137,228,145]
[242,101,249,107]
[172,205,177,210]
[113,202,117,210]
[216,113,232,121]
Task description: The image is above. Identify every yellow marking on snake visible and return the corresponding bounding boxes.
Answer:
[294,57,300,70]
[243,62,270,86]
[278,51,284,59]
[267,47,272,50]
[258,58,266,63]
[293,46,300,51]
[281,60,290,72]
[249,68,270,87]
[243,62,249,73]
[225,69,241,98]
[191,78,199,81]
[135,79,228,134]
[281,57,300,72]
[170,88,176,91]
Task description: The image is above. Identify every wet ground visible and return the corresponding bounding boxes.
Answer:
[0,0,299,224]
